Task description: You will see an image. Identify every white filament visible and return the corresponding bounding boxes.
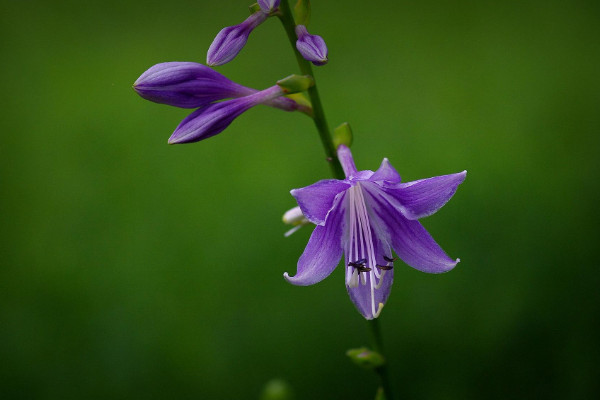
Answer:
[346,184,386,317]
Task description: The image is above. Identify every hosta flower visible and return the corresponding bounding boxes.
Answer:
[207,11,268,66]
[284,145,466,319]
[133,61,300,112]
[134,62,256,108]
[295,25,328,66]
[168,85,287,144]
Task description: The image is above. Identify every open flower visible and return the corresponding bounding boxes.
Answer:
[284,145,466,319]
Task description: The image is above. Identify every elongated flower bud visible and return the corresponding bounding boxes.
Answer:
[295,25,328,66]
[168,85,285,144]
[134,62,303,113]
[257,0,280,13]
[207,11,267,66]
[133,62,254,108]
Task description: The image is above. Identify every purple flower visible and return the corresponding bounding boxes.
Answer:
[207,11,268,66]
[168,85,286,144]
[134,62,254,108]
[295,25,328,66]
[257,0,280,13]
[284,145,466,319]
[134,61,301,112]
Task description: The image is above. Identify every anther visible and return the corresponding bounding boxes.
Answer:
[376,264,393,271]
[347,258,367,268]
[383,255,398,263]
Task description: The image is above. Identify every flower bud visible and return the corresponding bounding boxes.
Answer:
[346,347,386,369]
[295,25,328,66]
[207,11,267,66]
[333,122,353,148]
[168,85,285,144]
[282,206,310,237]
[133,62,254,108]
[257,0,280,13]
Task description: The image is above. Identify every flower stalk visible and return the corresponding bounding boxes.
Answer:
[278,2,397,399]
[368,318,394,400]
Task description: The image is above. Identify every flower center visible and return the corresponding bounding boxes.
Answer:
[346,183,392,318]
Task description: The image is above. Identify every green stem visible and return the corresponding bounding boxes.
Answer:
[368,319,394,399]
[278,2,394,399]
[277,0,345,180]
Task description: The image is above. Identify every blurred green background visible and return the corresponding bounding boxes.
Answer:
[1,0,599,398]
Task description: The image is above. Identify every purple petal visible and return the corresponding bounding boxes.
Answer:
[133,62,253,108]
[382,171,467,220]
[207,12,267,66]
[257,0,279,12]
[291,179,351,225]
[364,187,459,273]
[370,158,401,183]
[284,194,346,286]
[345,233,394,320]
[295,25,328,66]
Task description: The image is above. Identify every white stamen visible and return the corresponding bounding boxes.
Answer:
[346,183,387,318]
[374,270,387,289]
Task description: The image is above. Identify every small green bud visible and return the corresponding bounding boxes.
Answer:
[346,347,385,369]
[276,74,314,94]
[375,387,387,400]
[260,379,294,400]
[249,3,261,13]
[294,0,311,26]
[333,122,353,149]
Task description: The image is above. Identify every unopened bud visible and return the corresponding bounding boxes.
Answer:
[346,347,386,369]
[257,0,280,13]
[282,206,310,237]
[333,122,353,148]
[276,74,314,94]
[207,11,267,66]
[295,25,328,66]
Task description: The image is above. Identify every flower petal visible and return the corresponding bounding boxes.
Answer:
[364,187,459,273]
[370,158,401,183]
[291,180,351,225]
[284,193,346,286]
[346,235,394,320]
[382,171,466,220]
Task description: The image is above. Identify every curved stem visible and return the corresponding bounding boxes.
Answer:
[277,0,345,180]
[368,319,394,399]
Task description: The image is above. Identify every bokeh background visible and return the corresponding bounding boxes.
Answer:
[2,0,599,398]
